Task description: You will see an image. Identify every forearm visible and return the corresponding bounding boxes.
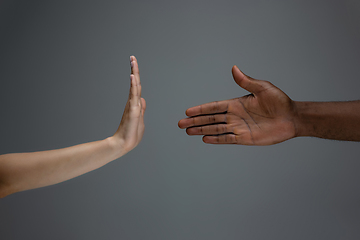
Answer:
[0,56,144,198]
[294,101,360,141]
[0,136,126,198]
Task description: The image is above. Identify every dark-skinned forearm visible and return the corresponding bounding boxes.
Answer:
[294,101,360,141]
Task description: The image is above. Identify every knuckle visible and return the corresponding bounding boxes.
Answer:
[233,127,242,135]
[222,124,227,133]
[226,114,233,122]
[229,125,239,134]
[264,80,272,85]
[205,125,211,134]
[260,80,274,89]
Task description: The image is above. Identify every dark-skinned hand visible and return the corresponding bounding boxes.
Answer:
[178,66,297,145]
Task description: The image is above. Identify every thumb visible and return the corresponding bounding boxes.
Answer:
[140,98,146,116]
[232,65,262,94]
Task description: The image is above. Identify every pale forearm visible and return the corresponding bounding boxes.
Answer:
[294,101,360,141]
[0,136,126,197]
[0,56,145,198]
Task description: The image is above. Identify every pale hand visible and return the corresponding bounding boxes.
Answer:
[112,56,146,152]
[0,56,147,198]
[178,66,297,145]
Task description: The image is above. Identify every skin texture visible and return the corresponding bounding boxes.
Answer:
[178,65,360,144]
[0,56,146,198]
[294,100,360,141]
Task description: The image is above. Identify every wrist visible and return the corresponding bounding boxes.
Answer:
[106,136,128,159]
[293,101,317,138]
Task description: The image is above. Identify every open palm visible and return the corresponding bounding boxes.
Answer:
[178,66,297,145]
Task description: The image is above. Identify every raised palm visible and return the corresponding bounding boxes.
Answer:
[114,56,146,151]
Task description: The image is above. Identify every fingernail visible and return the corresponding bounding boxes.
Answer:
[131,61,134,68]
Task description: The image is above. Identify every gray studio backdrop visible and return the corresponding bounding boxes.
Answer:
[1,0,360,239]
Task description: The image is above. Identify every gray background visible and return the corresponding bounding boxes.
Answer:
[0,0,360,239]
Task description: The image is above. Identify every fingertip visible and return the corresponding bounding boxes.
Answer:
[130,55,137,62]
[202,136,210,143]
[203,135,219,144]
[185,108,193,117]
[232,65,243,77]
[178,119,185,129]
[232,65,258,93]
[131,60,140,76]
[130,56,139,73]
[130,57,134,68]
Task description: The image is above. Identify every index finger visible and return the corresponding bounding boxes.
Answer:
[130,56,140,76]
[186,100,229,117]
